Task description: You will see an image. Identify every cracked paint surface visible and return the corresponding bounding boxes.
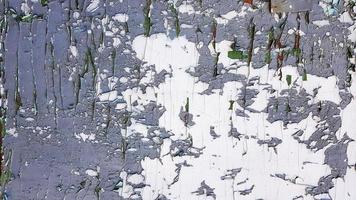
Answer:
[0,0,356,199]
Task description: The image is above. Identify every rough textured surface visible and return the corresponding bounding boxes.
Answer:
[0,0,356,199]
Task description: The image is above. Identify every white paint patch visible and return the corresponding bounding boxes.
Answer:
[178,4,195,15]
[113,13,129,22]
[312,20,330,27]
[127,174,144,184]
[75,132,95,142]
[108,76,118,90]
[348,24,356,42]
[69,45,78,57]
[85,169,98,177]
[302,75,341,104]
[222,10,239,19]
[132,33,198,72]
[98,90,118,102]
[215,11,239,25]
[7,128,18,137]
[73,11,80,19]
[338,11,354,24]
[129,33,335,199]
[86,0,100,13]
[21,3,31,15]
[25,117,35,122]
[113,38,121,47]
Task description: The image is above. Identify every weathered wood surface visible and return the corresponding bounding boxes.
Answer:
[0,0,356,199]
